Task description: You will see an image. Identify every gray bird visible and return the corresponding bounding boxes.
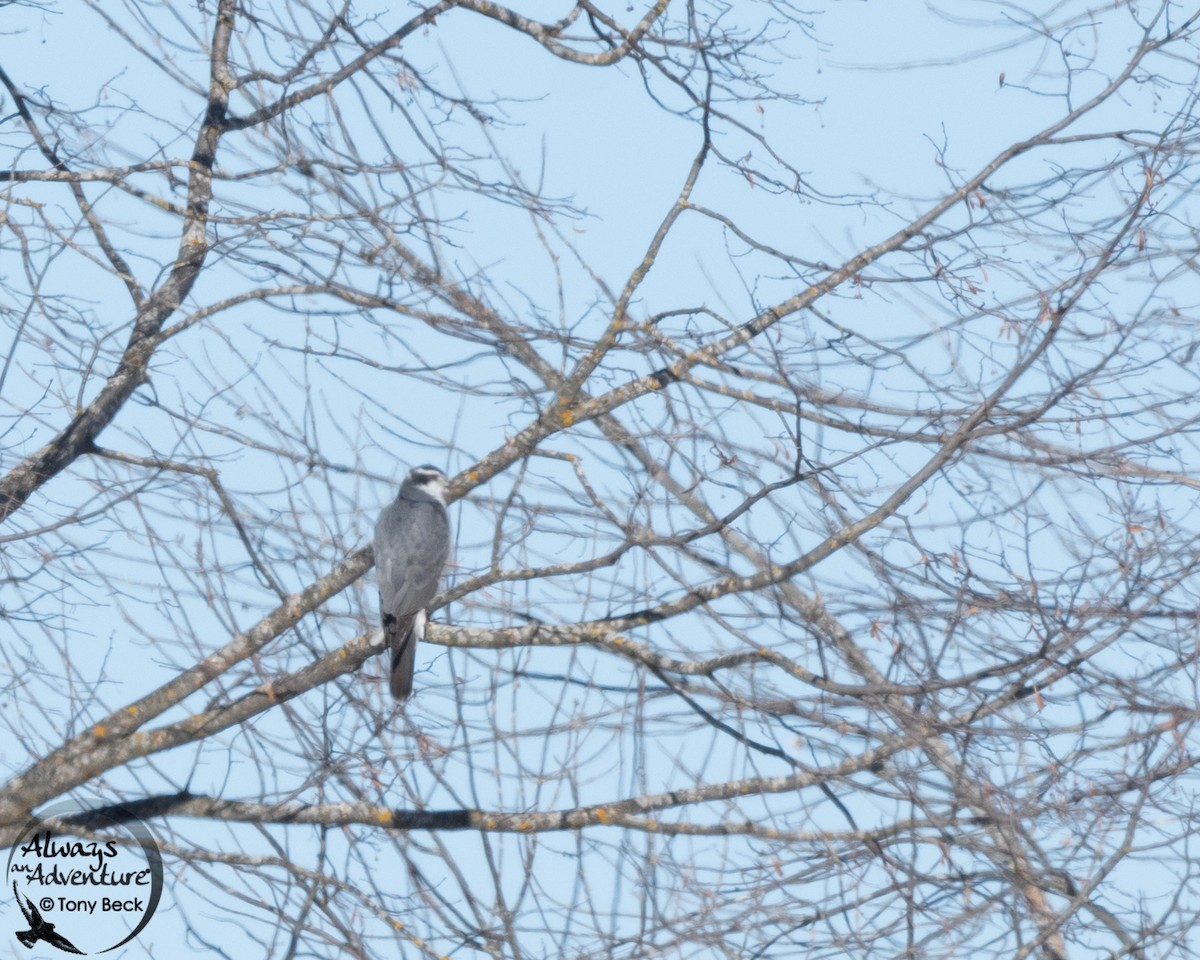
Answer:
[374,465,451,700]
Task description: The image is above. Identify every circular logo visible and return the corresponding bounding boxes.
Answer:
[6,800,163,954]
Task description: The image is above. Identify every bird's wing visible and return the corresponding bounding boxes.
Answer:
[14,883,33,923]
[374,496,450,619]
[375,496,450,698]
[46,930,85,955]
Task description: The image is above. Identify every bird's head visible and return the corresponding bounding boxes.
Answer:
[403,464,448,504]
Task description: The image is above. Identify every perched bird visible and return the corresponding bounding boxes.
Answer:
[374,465,451,700]
[13,882,83,953]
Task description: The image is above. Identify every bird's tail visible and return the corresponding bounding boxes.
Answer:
[384,610,424,701]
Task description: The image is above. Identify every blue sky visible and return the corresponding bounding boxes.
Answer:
[3,1,1200,956]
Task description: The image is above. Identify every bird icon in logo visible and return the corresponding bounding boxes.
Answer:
[13,882,83,954]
